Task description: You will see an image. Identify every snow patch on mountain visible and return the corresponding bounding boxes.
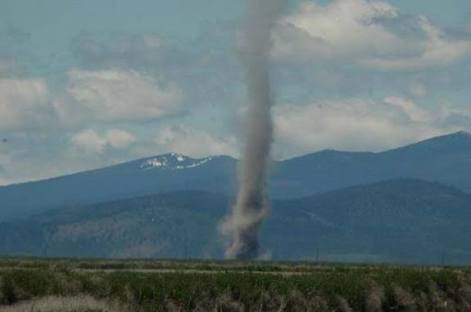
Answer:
[140,153,213,170]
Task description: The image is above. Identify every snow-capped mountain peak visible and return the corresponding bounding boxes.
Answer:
[140,153,213,170]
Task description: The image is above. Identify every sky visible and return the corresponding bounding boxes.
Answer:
[1,0,471,185]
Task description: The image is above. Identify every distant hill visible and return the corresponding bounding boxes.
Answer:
[0,154,237,221]
[3,131,471,221]
[268,179,471,264]
[1,179,471,265]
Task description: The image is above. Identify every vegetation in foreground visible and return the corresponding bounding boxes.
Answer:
[1,258,471,311]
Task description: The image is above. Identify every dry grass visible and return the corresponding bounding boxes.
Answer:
[2,259,471,311]
[337,296,353,312]
[365,283,384,312]
[0,295,123,312]
[392,285,416,311]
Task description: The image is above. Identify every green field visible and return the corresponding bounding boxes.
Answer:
[0,258,470,311]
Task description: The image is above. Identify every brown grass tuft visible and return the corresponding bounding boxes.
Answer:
[392,286,416,312]
[0,295,124,312]
[365,283,384,312]
[337,296,353,312]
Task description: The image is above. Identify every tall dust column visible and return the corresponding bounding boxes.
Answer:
[221,0,285,259]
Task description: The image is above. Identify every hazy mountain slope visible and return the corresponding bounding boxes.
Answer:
[3,131,471,221]
[2,179,471,264]
[271,131,471,197]
[0,191,228,258]
[268,179,471,263]
[0,154,237,221]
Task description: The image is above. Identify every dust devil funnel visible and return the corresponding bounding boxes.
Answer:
[221,0,285,260]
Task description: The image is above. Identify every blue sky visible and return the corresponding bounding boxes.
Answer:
[1,0,471,185]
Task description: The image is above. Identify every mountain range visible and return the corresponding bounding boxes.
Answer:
[2,131,471,221]
[1,179,470,264]
[2,131,471,263]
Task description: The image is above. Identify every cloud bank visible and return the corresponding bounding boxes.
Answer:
[66,69,183,122]
[273,96,466,157]
[274,0,471,70]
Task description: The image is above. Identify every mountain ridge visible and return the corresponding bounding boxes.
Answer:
[2,178,471,264]
[2,131,471,221]
[5,131,470,187]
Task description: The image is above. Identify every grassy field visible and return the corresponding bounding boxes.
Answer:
[1,258,471,311]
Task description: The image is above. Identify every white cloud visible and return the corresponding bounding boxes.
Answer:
[105,129,136,149]
[0,78,56,130]
[154,125,238,158]
[71,129,136,154]
[275,0,401,60]
[0,70,184,132]
[65,69,183,122]
[364,16,471,70]
[383,96,432,123]
[71,129,107,154]
[273,97,461,157]
[274,0,471,70]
